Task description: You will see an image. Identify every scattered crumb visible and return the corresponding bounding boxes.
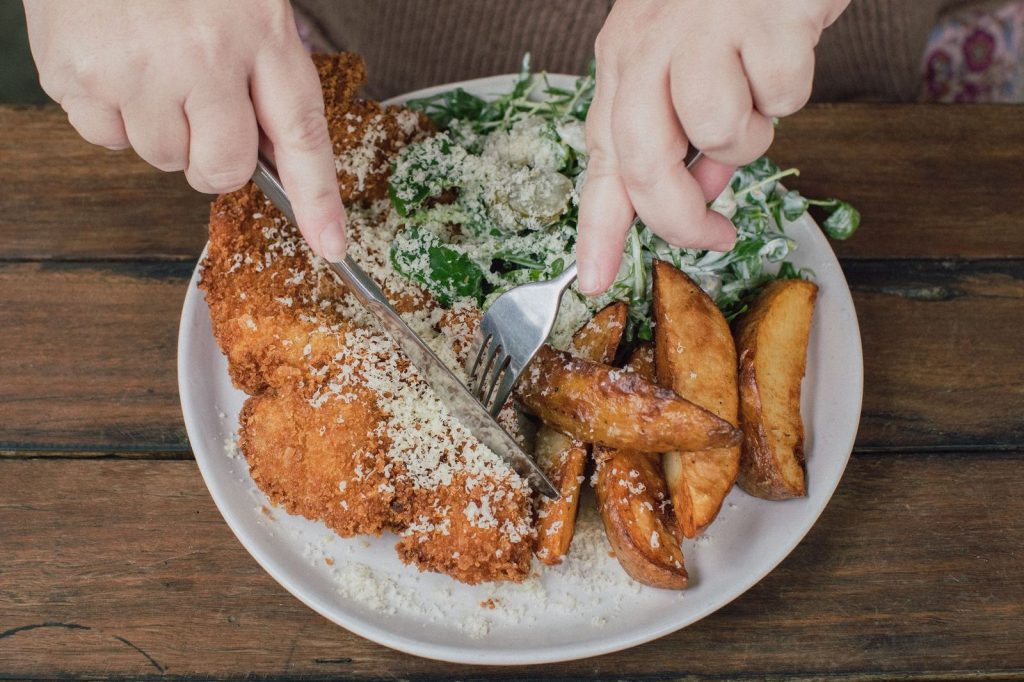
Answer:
[309,505,649,638]
[223,434,241,459]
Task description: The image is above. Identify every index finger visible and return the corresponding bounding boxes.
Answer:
[576,57,636,295]
[251,45,347,261]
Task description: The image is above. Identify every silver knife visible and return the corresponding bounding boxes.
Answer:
[251,158,559,499]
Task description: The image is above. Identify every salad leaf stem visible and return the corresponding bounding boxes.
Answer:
[734,168,800,200]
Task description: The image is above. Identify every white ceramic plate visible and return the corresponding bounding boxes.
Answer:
[178,75,863,665]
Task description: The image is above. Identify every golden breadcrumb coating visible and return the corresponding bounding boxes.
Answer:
[200,52,535,584]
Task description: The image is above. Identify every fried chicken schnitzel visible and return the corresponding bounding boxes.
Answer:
[200,53,534,584]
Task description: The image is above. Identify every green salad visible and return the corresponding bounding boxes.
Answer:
[387,57,859,343]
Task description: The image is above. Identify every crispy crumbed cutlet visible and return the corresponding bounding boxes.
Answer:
[199,52,536,584]
[396,471,534,583]
[239,383,407,537]
[203,184,348,393]
[314,52,432,204]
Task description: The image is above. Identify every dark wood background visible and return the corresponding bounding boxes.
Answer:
[1,104,1022,680]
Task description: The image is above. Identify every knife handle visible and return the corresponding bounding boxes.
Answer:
[251,157,391,312]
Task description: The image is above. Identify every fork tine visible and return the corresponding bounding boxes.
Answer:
[472,341,501,399]
[481,354,510,408]
[487,362,519,417]
[466,332,491,385]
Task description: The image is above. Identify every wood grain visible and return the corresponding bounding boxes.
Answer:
[770,103,1024,260]
[2,260,1021,454]
[0,455,1021,679]
[847,259,1024,449]
[0,106,210,262]
[3,105,1024,263]
[0,261,191,453]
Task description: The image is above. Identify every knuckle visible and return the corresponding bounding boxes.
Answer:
[258,1,298,42]
[593,29,615,65]
[618,152,662,191]
[583,107,607,143]
[185,173,215,194]
[124,119,187,169]
[686,118,742,153]
[758,84,811,117]
[66,109,126,149]
[77,129,127,149]
[35,68,63,102]
[188,161,254,194]
[583,121,613,165]
[294,181,341,212]
[181,23,231,66]
[69,55,107,92]
[751,54,814,117]
[148,151,187,173]
[585,144,617,175]
[284,107,330,152]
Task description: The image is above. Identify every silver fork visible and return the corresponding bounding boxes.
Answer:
[468,150,705,416]
[468,261,578,416]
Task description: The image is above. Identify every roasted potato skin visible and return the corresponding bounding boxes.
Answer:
[517,346,741,453]
[594,446,688,589]
[533,429,587,565]
[535,303,626,565]
[568,302,628,366]
[653,260,740,537]
[733,279,818,500]
[592,345,687,588]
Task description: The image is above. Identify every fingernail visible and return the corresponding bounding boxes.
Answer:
[319,223,346,262]
[577,260,600,296]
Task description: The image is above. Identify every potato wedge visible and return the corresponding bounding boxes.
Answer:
[535,303,626,565]
[733,279,818,499]
[594,446,687,588]
[653,260,740,537]
[533,430,588,564]
[567,302,628,366]
[625,340,656,379]
[516,345,741,453]
[593,346,687,589]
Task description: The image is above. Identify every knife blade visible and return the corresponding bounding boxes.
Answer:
[251,158,558,499]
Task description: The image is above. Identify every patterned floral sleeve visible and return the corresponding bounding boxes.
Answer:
[923,0,1024,102]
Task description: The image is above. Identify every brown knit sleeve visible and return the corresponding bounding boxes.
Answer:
[291,0,613,100]
[294,0,955,103]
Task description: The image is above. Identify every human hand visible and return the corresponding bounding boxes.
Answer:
[23,0,347,259]
[576,0,849,295]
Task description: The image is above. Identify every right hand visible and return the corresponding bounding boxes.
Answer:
[23,0,347,260]
[576,0,849,295]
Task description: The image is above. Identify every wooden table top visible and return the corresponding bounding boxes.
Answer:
[1,103,1022,680]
